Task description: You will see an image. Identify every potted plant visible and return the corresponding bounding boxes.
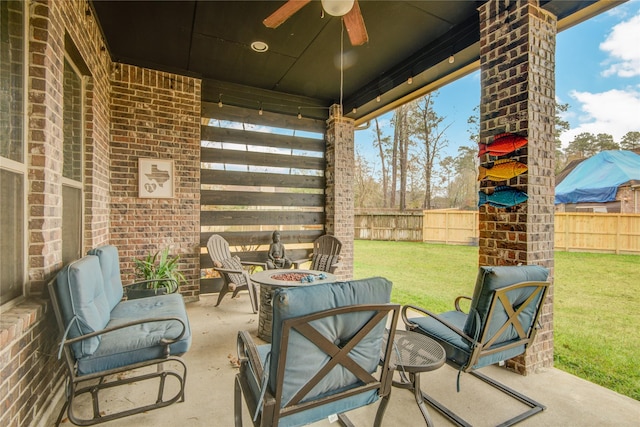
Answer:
[126,247,186,299]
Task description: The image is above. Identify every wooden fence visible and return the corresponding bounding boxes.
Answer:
[355,210,640,255]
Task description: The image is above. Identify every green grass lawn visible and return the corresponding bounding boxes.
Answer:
[353,240,640,401]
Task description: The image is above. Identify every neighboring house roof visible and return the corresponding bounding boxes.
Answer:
[555,150,640,204]
[555,158,586,186]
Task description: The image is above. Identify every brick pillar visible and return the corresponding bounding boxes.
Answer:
[325,104,355,280]
[478,0,556,373]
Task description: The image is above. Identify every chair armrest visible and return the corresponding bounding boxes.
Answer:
[60,316,188,360]
[401,304,473,343]
[213,266,244,275]
[454,296,472,313]
[237,330,263,381]
[241,261,267,269]
[125,278,179,293]
[291,257,311,269]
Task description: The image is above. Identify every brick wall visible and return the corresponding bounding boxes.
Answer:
[1,1,115,426]
[325,105,355,279]
[109,65,201,300]
[1,1,201,426]
[478,0,556,373]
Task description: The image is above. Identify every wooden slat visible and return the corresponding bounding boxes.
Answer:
[201,147,325,170]
[200,230,323,247]
[201,126,325,152]
[201,169,324,189]
[201,190,324,207]
[201,210,324,226]
[200,248,311,268]
[202,102,327,133]
[202,78,329,124]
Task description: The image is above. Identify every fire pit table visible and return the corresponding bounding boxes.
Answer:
[251,269,337,342]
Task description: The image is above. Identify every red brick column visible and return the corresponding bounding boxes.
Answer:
[325,105,355,280]
[478,0,556,373]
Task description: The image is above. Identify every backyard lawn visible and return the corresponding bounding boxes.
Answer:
[353,240,640,401]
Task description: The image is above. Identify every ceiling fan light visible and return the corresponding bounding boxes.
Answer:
[321,0,355,17]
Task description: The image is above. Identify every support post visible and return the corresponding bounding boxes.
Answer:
[478,0,557,373]
[325,104,355,280]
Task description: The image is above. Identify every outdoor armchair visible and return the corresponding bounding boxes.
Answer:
[207,234,259,313]
[402,265,550,427]
[234,277,400,427]
[292,234,343,273]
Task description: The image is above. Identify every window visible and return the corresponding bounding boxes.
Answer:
[1,0,26,305]
[62,56,84,265]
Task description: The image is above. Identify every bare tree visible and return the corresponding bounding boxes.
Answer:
[407,93,450,209]
[373,117,390,207]
[391,104,411,209]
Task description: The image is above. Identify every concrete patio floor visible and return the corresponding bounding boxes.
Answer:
[54,291,640,427]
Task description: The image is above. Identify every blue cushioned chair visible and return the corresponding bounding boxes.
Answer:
[234,278,400,427]
[48,254,191,426]
[402,265,550,427]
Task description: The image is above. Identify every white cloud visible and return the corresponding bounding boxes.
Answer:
[560,88,640,146]
[600,12,640,77]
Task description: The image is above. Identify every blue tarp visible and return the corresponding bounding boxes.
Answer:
[555,150,640,204]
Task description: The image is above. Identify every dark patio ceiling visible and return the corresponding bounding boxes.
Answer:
[90,0,619,122]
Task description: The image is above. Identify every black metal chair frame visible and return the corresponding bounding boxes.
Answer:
[402,280,550,427]
[235,303,400,427]
[48,279,188,426]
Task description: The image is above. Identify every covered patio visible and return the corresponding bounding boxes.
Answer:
[1,1,634,426]
[47,293,640,426]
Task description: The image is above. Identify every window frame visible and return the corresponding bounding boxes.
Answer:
[61,52,86,266]
[0,0,28,309]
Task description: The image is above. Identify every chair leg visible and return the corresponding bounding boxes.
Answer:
[337,413,356,427]
[470,370,545,427]
[234,375,243,427]
[373,393,392,427]
[419,369,545,427]
[247,282,258,313]
[215,283,231,307]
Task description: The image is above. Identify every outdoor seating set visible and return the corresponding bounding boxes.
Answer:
[233,265,550,427]
[206,234,343,313]
[49,239,549,427]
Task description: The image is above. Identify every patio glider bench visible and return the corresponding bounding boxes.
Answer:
[49,248,192,426]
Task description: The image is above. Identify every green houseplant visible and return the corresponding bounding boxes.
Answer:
[127,248,186,299]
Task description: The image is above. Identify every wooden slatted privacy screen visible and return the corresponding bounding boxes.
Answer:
[200,100,328,289]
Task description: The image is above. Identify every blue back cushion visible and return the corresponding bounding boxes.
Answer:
[270,277,392,407]
[87,245,124,310]
[55,256,111,358]
[463,265,549,343]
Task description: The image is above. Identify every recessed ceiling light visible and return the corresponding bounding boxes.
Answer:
[251,41,269,53]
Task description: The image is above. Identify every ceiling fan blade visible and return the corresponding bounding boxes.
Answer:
[343,0,368,45]
[263,0,312,29]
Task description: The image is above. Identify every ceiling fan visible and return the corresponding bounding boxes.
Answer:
[263,0,369,46]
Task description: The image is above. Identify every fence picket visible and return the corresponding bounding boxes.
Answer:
[355,211,640,255]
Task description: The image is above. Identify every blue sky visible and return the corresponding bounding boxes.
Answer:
[355,0,640,168]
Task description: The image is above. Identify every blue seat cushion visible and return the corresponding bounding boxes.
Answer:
[246,344,378,427]
[464,265,549,339]
[76,293,192,376]
[87,245,124,310]
[408,311,526,369]
[266,277,392,426]
[55,256,111,358]
[408,265,549,370]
